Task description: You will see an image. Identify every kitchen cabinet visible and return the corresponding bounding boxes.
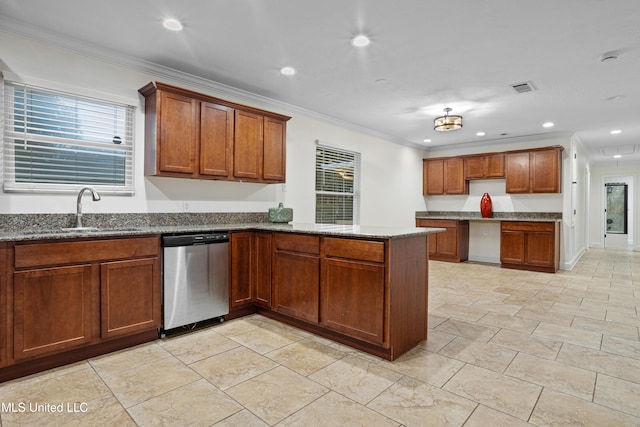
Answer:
[464,153,505,179]
[139,82,289,183]
[423,157,467,195]
[505,147,562,193]
[272,233,320,323]
[230,231,272,309]
[320,238,386,345]
[0,243,8,368]
[416,219,469,262]
[500,221,560,273]
[5,236,160,377]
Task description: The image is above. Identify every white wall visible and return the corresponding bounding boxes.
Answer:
[0,31,427,227]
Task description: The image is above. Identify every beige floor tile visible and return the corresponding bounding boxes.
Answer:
[190,346,278,390]
[605,311,640,327]
[571,316,639,341]
[515,307,574,326]
[280,391,399,427]
[505,352,596,400]
[530,388,639,427]
[533,321,602,349]
[128,378,242,425]
[438,337,517,373]
[309,355,402,404]
[367,376,476,427]
[226,366,328,425]
[226,324,303,354]
[99,356,201,408]
[601,334,640,359]
[265,339,345,376]
[442,364,542,421]
[594,374,640,417]
[434,318,500,342]
[549,301,606,320]
[471,302,522,316]
[158,327,241,364]
[421,329,456,352]
[478,311,539,334]
[557,343,640,384]
[430,303,489,322]
[213,409,269,426]
[381,347,464,387]
[464,404,532,427]
[88,342,172,377]
[211,316,262,337]
[489,329,562,359]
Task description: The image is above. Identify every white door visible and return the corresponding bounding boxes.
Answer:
[604,182,630,249]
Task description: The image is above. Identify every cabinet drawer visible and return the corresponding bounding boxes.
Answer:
[15,236,160,269]
[274,233,320,254]
[323,238,385,263]
[416,219,458,228]
[501,221,555,233]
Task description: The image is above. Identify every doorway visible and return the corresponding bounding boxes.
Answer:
[604,176,634,249]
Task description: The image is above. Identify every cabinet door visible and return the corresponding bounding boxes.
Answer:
[234,110,263,180]
[273,250,319,323]
[14,265,94,360]
[200,102,234,178]
[531,149,560,193]
[500,230,526,264]
[443,158,466,194]
[230,232,254,307]
[159,91,197,174]
[526,232,555,267]
[484,153,505,178]
[320,258,385,344]
[263,117,286,182]
[0,243,8,367]
[505,152,531,193]
[464,156,484,179]
[423,159,444,195]
[436,227,458,257]
[101,258,160,339]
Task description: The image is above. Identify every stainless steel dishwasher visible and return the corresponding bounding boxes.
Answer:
[162,232,229,333]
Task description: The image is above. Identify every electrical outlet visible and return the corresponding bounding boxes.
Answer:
[183,201,190,212]
[483,227,489,236]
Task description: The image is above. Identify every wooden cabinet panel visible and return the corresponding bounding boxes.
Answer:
[500,221,559,272]
[13,265,94,360]
[234,110,263,180]
[531,149,561,193]
[255,232,272,307]
[485,153,505,178]
[158,91,197,174]
[263,117,286,182]
[200,102,234,178]
[274,233,320,254]
[273,250,319,323]
[423,159,444,195]
[323,237,384,263]
[416,219,469,262]
[230,232,254,307]
[464,156,484,179]
[101,258,160,339]
[443,158,466,194]
[505,152,531,193]
[321,258,385,344]
[0,243,8,367]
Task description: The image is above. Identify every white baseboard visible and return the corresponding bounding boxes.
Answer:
[468,255,500,264]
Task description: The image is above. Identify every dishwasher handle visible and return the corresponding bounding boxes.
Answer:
[162,232,229,247]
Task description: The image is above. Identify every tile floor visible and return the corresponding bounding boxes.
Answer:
[0,248,639,426]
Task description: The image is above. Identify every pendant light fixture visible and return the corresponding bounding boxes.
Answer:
[434,108,463,132]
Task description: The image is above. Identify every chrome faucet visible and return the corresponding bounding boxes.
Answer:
[76,186,101,228]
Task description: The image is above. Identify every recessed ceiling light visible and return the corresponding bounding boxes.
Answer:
[351,35,370,47]
[543,122,554,128]
[162,18,183,31]
[423,138,431,143]
[611,129,622,134]
[280,66,296,76]
[476,132,486,136]
[613,154,622,158]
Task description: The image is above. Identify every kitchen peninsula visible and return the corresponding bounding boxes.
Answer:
[0,214,443,381]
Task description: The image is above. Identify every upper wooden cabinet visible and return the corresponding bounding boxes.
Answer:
[464,153,504,179]
[505,147,562,193]
[139,82,290,183]
[424,146,562,196]
[423,157,468,195]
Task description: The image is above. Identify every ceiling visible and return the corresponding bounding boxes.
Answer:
[1,0,639,167]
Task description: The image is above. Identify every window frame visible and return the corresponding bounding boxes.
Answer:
[1,78,135,195]
[315,144,361,225]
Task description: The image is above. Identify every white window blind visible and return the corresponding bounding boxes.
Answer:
[2,80,135,194]
[315,145,360,225]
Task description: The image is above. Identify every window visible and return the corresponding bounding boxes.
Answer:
[315,145,360,224]
[2,80,135,194]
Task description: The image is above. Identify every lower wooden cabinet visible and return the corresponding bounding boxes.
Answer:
[230,231,272,308]
[416,219,469,262]
[272,233,320,323]
[500,221,560,273]
[3,236,161,379]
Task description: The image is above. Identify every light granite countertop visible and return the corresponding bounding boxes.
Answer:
[416,211,562,222]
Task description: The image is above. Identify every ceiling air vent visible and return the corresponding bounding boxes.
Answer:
[510,81,536,94]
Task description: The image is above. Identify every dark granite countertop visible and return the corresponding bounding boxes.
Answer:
[415,211,562,222]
